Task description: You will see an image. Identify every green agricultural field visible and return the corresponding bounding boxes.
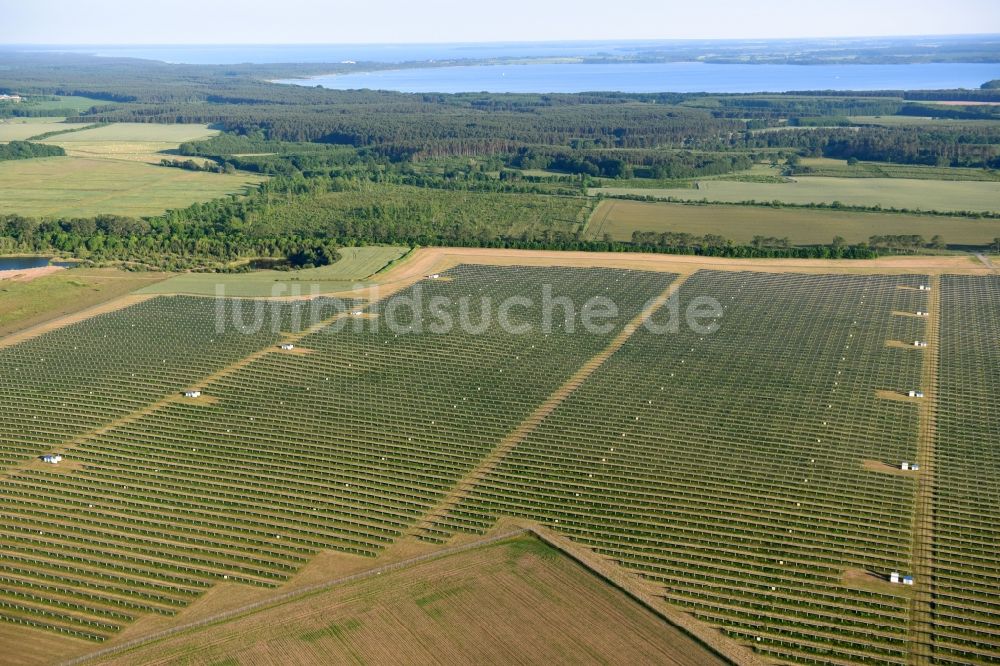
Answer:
[0,117,74,142]
[849,115,1000,128]
[137,246,411,297]
[0,267,168,338]
[0,121,263,218]
[592,177,1000,214]
[0,156,263,218]
[0,95,105,116]
[590,162,783,191]
[795,158,1000,182]
[585,199,1000,246]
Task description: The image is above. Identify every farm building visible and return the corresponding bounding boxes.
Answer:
[901,462,911,471]
[916,311,929,317]
[911,463,921,471]
[351,310,363,316]
[40,454,63,464]
[0,94,22,102]
[890,571,900,584]
[919,285,930,291]
[184,390,202,398]
[908,390,925,398]
[426,274,441,279]
[280,343,295,351]
[903,576,915,585]
[914,341,928,347]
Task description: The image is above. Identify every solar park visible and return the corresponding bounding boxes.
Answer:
[0,254,997,665]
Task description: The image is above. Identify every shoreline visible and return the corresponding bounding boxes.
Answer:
[0,265,67,282]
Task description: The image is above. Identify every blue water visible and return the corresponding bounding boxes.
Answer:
[0,257,72,270]
[280,61,1000,94]
[32,42,644,65]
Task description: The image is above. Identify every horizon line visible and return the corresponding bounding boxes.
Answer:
[4,33,1000,48]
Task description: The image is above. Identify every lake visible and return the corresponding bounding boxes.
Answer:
[0,257,73,271]
[279,62,1000,94]
[27,41,647,65]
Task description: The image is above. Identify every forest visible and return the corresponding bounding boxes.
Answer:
[0,140,65,161]
[1,50,999,267]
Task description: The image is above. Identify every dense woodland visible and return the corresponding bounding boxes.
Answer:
[750,125,1000,167]
[0,140,64,161]
[1,51,999,267]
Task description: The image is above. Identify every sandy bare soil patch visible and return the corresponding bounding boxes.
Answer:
[0,265,66,282]
[0,623,85,666]
[928,100,1000,106]
[863,460,919,476]
[885,340,926,350]
[843,568,915,597]
[276,345,316,355]
[377,247,991,285]
[877,389,928,402]
[171,393,221,406]
[227,247,990,304]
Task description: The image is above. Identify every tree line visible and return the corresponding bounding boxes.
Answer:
[0,141,65,162]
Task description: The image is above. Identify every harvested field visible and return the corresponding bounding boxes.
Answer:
[849,115,1000,127]
[39,123,220,165]
[585,198,1000,246]
[593,177,1000,213]
[0,118,74,142]
[88,535,721,666]
[926,100,1000,106]
[41,123,219,145]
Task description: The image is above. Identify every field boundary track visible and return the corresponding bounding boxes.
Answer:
[407,272,694,540]
[907,275,941,665]
[582,197,615,238]
[0,294,155,350]
[369,247,993,282]
[525,522,761,666]
[974,252,997,272]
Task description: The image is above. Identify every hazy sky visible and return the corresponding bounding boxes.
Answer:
[3,0,999,44]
